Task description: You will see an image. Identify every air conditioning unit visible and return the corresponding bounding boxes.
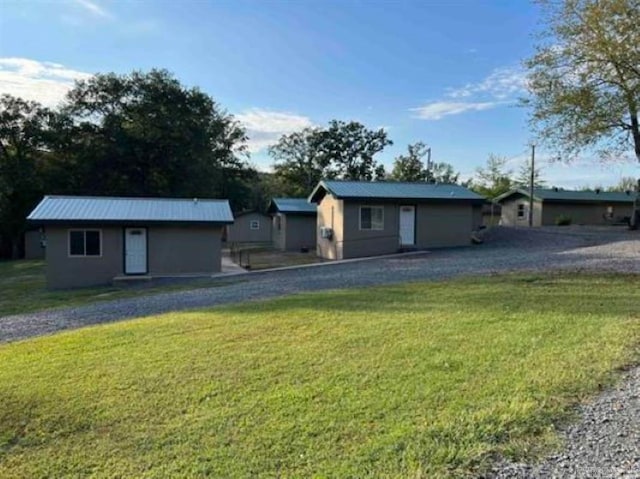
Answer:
[320,226,333,240]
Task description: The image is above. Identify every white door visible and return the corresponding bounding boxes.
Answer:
[125,228,147,274]
[399,205,415,246]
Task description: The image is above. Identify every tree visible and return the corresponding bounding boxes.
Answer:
[0,95,51,258]
[58,69,249,206]
[315,120,391,181]
[524,0,640,226]
[269,127,329,197]
[608,176,638,192]
[515,159,546,188]
[427,162,460,184]
[390,142,429,181]
[390,142,460,183]
[270,120,392,195]
[469,154,514,199]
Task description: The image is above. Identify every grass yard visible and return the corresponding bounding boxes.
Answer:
[0,260,240,317]
[1,273,639,478]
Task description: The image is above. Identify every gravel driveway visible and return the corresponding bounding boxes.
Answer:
[2,226,638,344]
[1,225,639,477]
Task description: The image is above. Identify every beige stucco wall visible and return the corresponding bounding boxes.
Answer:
[45,226,123,289]
[500,196,543,227]
[341,201,400,259]
[316,194,344,260]
[24,229,45,260]
[148,225,222,275]
[44,224,223,289]
[226,212,271,243]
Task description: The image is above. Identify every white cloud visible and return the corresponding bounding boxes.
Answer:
[411,101,503,120]
[0,58,92,107]
[73,0,112,19]
[236,108,314,153]
[412,65,528,120]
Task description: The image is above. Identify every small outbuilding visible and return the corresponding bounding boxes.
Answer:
[309,180,485,260]
[225,210,272,244]
[495,188,635,226]
[268,198,317,252]
[27,195,233,289]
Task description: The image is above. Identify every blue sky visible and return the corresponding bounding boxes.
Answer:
[1,0,637,188]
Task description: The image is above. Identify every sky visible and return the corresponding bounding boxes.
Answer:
[0,0,638,188]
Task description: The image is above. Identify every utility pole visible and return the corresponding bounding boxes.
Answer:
[528,144,535,227]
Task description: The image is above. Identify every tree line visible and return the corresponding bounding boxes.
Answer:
[0,70,464,258]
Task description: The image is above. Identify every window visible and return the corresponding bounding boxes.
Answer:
[69,230,101,257]
[250,220,260,230]
[606,206,614,219]
[517,204,526,219]
[360,206,384,230]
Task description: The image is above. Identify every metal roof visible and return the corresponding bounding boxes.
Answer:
[309,180,485,202]
[268,198,317,214]
[495,188,635,203]
[27,196,234,224]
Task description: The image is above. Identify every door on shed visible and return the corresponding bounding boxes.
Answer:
[399,205,416,246]
[125,228,147,274]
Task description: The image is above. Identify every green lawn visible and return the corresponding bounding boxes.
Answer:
[1,273,639,478]
[0,260,240,317]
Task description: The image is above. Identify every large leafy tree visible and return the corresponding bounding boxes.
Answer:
[524,0,640,225]
[390,142,459,183]
[269,127,330,197]
[469,154,514,199]
[515,159,546,188]
[0,95,52,258]
[58,69,249,204]
[315,120,391,181]
[270,120,391,196]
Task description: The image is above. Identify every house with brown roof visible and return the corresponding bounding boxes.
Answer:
[495,188,635,226]
[267,198,317,252]
[27,196,233,289]
[308,180,485,260]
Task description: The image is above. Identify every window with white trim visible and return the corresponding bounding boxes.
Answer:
[250,220,260,230]
[69,230,101,256]
[360,206,384,230]
[517,204,526,220]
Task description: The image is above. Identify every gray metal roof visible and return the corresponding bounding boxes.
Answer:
[495,188,635,203]
[27,196,234,224]
[309,180,485,202]
[268,198,317,214]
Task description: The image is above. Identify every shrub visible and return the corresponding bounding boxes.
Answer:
[555,215,572,226]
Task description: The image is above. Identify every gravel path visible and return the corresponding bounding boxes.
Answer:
[1,225,639,477]
[489,366,640,479]
[2,226,638,344]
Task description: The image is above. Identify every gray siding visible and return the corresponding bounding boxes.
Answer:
[415,203,474,248]
[45,226,123,289]
[148,225,222,275]
[316,198,477,260]
[226,212,271,243]
[273,213,317,251]
[501,195,633,226]
[45,224,223,289]
[283,214,316,251]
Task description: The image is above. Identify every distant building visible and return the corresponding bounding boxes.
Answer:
[226,211,272,244]
[268,198,317,252]
[495,188,634,226]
